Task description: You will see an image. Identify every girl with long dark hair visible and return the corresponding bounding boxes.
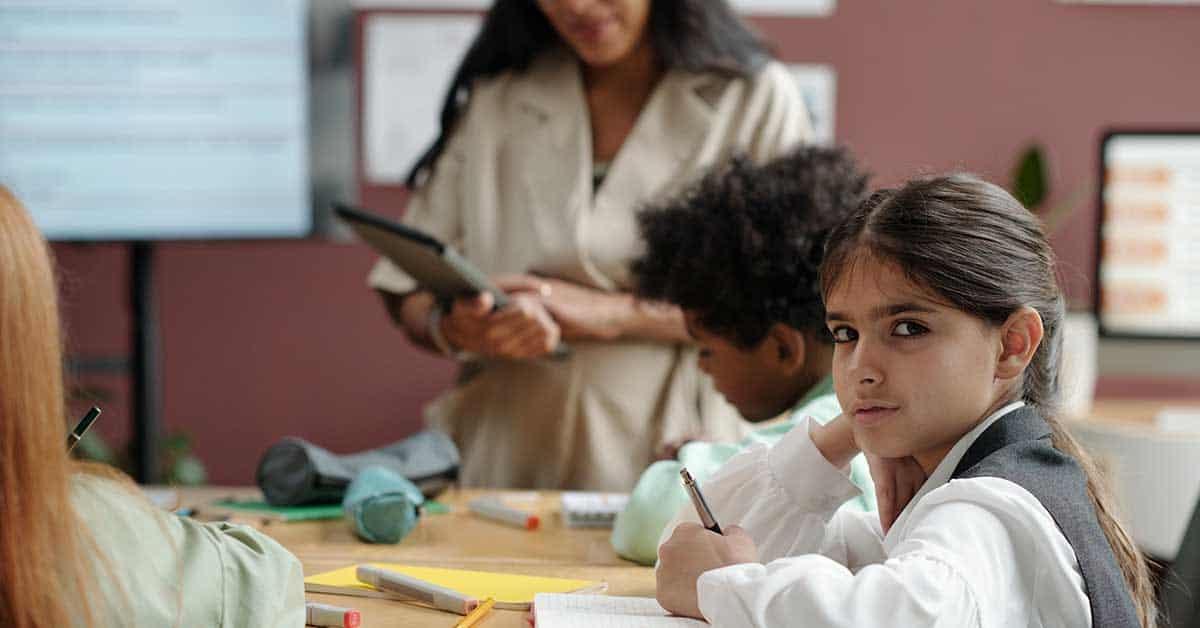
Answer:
[369,0,814,489]
[656,175,1156,627]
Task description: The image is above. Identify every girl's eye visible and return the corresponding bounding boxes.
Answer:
[829,326,857,343]
[893,321,929,337]
[698,348,713,359]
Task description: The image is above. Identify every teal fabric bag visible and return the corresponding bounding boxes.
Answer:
[342,466,425,544]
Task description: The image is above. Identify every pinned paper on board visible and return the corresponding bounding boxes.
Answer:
[362,14,482,184]
[789,64,837,145]
[732,0,835,15]
[360,14,838,184]
[352,0,836,14]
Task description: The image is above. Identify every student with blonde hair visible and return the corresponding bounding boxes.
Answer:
[0,187,304,627]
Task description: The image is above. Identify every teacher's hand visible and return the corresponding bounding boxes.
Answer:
[497,275,628,341]
[440,291,562,359]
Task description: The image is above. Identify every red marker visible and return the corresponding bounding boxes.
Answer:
[468,497,540,530]
[306,602,361,628]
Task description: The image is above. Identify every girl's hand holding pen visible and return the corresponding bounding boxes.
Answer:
[656,523,758,619]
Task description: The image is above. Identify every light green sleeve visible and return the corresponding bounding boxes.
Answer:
[71,475,305,627]
[611,392,874,565]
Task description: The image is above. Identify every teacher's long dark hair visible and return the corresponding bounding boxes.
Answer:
[405,0,771,187]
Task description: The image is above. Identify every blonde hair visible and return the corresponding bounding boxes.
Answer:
[0,187,100,626]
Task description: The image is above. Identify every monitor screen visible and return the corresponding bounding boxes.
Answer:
[1097,131,1200,339]
[0,0,311,240]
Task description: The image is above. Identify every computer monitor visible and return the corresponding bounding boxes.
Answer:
[1096,130,1200,340]
[0,0,312,241]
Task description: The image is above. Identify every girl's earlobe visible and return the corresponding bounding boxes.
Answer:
[996,307,1044,380]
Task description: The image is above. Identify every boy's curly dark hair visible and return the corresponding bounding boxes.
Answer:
[632,145,868,348]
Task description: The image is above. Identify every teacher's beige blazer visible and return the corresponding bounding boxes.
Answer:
[369,47,811,490]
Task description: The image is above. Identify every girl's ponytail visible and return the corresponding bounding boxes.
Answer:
[1029,299,1158,628]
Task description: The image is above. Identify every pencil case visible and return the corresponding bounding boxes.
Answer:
[256,429,459,506]
[342,465,424,544]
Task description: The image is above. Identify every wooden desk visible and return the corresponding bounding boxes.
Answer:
[177,400,1200,623]
[179,488,654,627]
[1074,398,1200,430]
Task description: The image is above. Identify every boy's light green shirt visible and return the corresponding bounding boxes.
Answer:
[71,474,305,627]
[610,376,876,565]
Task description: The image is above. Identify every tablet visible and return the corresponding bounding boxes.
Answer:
[334,203,508,308]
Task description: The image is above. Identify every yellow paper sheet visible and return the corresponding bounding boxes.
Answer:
[304,563,603,609]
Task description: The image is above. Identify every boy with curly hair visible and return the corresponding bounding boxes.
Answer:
[611,146,876,564]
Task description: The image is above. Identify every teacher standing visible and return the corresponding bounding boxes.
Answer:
[369,0,812,490]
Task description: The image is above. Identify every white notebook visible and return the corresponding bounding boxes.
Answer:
[533,593,707,627]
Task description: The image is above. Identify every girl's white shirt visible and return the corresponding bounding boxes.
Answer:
[659,401,1093,628]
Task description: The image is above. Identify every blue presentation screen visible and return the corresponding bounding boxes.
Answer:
[0,1,310,240]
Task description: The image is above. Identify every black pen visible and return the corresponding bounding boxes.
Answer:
[680,467,722,535]
[67,406,101,452]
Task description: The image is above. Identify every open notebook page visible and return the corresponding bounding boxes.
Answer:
[533,594,707,627]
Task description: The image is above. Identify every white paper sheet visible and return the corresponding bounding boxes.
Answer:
[353,0,489,7]
[363,14,482,184]
[789,64,837,145]
[733,0,836,15]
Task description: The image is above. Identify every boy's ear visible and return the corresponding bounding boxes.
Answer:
[767,323,807,374]
[995,307,1044,381]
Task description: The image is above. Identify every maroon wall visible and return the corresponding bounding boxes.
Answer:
[53,0,1200,484]
[57,242,456,484]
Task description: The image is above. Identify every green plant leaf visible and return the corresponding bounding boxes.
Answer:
[73,432,117,465]
[168,455,208,486]
[1012,144,1049,210]
[75,426,209,486]
[163,433,192,454]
